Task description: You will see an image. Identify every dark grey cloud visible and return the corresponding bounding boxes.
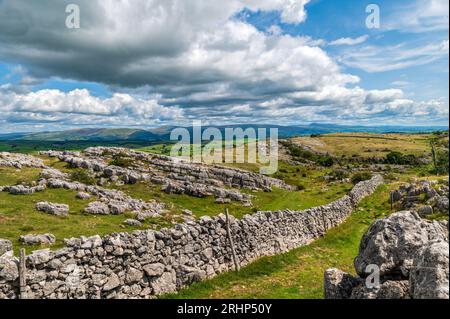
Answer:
[0,0,447,131]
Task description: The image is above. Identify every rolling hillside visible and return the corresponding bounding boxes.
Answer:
[1,124,447,143]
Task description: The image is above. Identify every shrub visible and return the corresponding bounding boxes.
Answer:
[70,169,96,185]
[281,141,335,167]
[318,156,334,167]
[331,169,349,180]
[435,149,449,175]
[109,154,133,167]
[351,172,372,184]
[385,151,418,165]
[383,172,398,182]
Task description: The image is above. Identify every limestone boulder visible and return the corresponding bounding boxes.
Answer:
[0,239,13,256]
[350,280,410,299]
[409,240,449,299]
[84,201,110,215]
[150,271,176,295]
[124,219,142,227]
[434,196,449,214]
[0,251,19,281]
[417,205,434,217]
[377,280,410,299]
[354,211,447,277]
[324,268,362,299]
[20,234,56,246]
[35,202,69,217]
[76,192,91,200]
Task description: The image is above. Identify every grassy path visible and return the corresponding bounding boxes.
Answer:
[163,185,392,299]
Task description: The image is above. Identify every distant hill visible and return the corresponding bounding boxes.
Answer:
[146,124,449,140]
[0,128,162,142]
[0,124,448,143]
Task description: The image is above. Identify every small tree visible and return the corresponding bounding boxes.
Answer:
[70,169,96,185]
[351,172,372,184]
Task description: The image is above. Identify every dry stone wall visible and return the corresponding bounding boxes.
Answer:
[0,175,383,299]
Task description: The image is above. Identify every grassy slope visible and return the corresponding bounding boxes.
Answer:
[0,165,168,253]
[0,188,154,254]
[0,167,42,185]
[117,180,351,220]
[163,184,392,299]
[114,156,352,219]
[291,133,431,158]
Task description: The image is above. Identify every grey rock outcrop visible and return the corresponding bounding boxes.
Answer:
[354,211,447,277]
[324,268,362,299]
[434,196,449,214]
[36,202,69,217]
[124,219,142,227]
[84,201,110,215]
[417,205,434,217]
[349,280,410,299]
[392,180,449,215]
[0,152,44,169]
[76,192,91,200]
[20,234,56,246]
[325,211,449,300]
[0,239,13,256]
[44,146,297,205]
[0,252,19,282]
[410,241,449,299]
[42,167,165,217]
[376,281,410,299]
[40,168,69,180]
[4,184,46,195]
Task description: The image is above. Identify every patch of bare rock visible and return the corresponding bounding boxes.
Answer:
[40,147,296,206]
[391,179,449,217]
[26,164,167,220]
[35,202,69,217]
[124,219,142,227]
[0,184,46,195]
[0,239,13,256]
[76,191,91,200]
[20,234,56,246]
[0,152,44,169]
[324,211,449,299]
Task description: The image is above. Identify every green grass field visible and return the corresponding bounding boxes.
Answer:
[116,179,351,220]
[291,133,433,158]
[0,167,42,186]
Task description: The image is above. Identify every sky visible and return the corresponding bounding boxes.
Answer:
[0,0,448,133]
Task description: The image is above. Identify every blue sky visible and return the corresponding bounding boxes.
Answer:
[241,0,448,100]
[0,0,448,132]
